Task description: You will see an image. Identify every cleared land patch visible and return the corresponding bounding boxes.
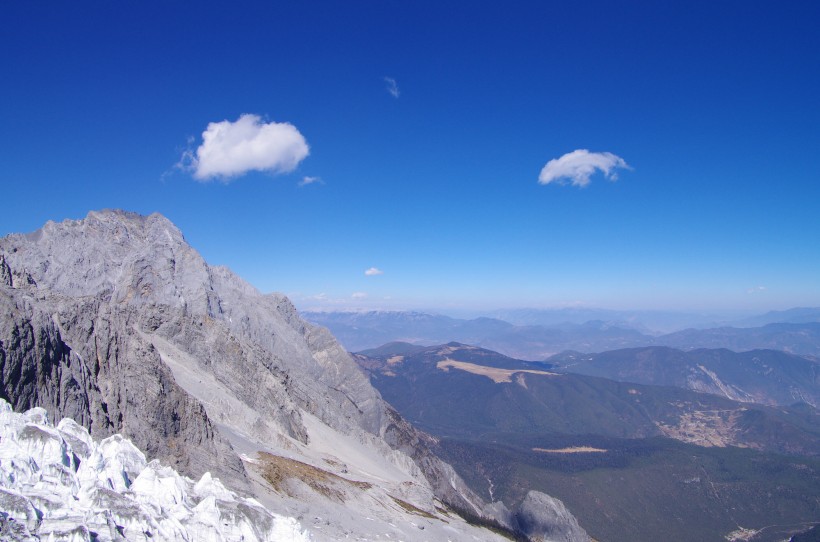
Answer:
[386,355,405,365]
[436,359,558,383]
[655,408,748,448]
[532,446,608,454]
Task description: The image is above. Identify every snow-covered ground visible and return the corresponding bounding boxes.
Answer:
[0,400,311,541]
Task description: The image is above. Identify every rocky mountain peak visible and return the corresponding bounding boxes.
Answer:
[30,209,186,257]
[2,209,197,303]
[1,209,389,458]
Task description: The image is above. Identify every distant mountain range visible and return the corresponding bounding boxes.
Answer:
[304,311,655,358]
[550,346,820,407]
[489,306,820,331]
[354,341,820,542]
[304,310,820,359]
[486,307,744,332]
[732,307,820,327]
[660,322,820,356]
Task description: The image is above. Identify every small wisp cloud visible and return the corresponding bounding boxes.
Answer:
[365,267,384,276]
[539,149,630,187]
[384,77,400,98]
[299,176,324,187]
[183,114,309,181]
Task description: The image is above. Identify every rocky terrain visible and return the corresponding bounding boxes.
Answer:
[0,210,585,541]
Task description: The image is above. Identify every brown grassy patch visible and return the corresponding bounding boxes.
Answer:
[390,496,437,519]
[436,359,558,383]
[256,452,372,502]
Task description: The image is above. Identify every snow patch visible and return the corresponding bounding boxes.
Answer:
[0,400,311,541]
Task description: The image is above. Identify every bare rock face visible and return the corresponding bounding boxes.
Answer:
[0,210,483,515]
[0,267,247,493]
[514,490,590,542]
[0,293,96,430]
[0,254,10,287]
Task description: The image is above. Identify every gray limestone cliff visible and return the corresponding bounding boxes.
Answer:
[0,210,483,513]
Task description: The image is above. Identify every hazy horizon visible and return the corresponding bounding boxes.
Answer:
[294,302,759,319]
[294,302,820,334]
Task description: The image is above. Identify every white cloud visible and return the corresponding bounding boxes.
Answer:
[384,77,400,98]
[538,149,630,187]
[185,114,309,181]
[747,285,767,294]
[298,176,324,187]
[365,267,384,276]
[351,292,368,299]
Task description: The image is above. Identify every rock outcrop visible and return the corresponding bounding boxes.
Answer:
[0,259,248,493]
[514,490,590,542]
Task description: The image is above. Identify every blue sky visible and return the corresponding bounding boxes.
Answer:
[2,1,819,313]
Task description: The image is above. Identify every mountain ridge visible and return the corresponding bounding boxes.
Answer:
[550,346,820,407]
[306,309,820,358]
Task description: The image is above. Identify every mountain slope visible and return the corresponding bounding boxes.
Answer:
[0,210,526,541]
[550,346,820,407]
[355,342,820,455]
